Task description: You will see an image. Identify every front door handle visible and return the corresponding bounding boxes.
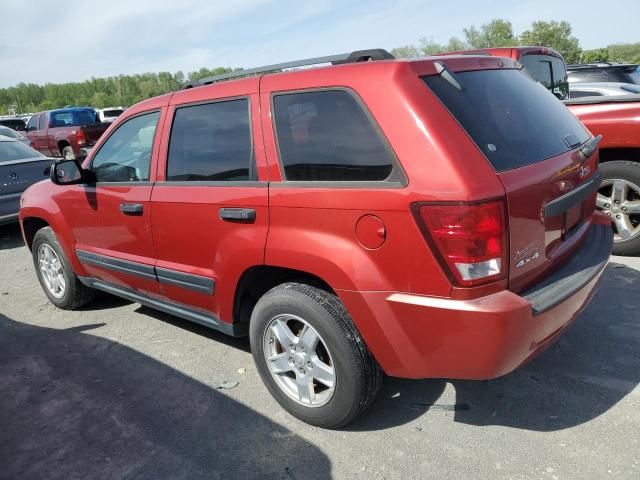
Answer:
[120,203,144,215]
[219,208,256,222]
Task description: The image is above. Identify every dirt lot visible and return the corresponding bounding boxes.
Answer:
[0,222,638,480]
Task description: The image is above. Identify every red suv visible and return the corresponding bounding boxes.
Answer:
[20,49,612,428]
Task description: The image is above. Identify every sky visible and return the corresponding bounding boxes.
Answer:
[1,0,638,88]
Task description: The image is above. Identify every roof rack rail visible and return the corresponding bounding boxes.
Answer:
[182,49,395,89]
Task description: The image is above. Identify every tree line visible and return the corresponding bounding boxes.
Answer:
[2,18,639,116]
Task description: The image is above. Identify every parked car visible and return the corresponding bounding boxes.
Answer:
[20,49,612,428]
[0,118,27,132]
[567,63,640,85]
[25,107,110,160]
[95,107,125,123]
[1,137,51,225]
[0,126,32,146]
[442,46,640,255]
[569,82,640,98]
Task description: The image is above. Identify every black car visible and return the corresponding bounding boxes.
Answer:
[567,63,640,85]
[0,118,27,132]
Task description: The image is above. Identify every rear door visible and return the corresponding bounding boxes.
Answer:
[424,67,598,292]
[149,78,269,324]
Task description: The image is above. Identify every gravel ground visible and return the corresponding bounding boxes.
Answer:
[0,222,638,480]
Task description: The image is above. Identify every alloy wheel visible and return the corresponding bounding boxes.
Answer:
[38,243,66,298]
[596,178,640,243]
[262,314,336,407]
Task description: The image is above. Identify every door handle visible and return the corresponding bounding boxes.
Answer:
[219,208,256,222]
[120,203,144,215]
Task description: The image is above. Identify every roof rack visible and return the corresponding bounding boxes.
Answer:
[182,49,395,89]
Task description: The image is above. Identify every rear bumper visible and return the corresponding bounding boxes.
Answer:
[338,221,613,379]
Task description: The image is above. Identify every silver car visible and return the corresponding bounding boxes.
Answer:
[0,126,32,147]
[569,82,640,99]
[0,137,52,225]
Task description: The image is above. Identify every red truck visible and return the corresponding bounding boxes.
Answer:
[20,49,611,427]
[25,107,110,161]
[444,47,640,255]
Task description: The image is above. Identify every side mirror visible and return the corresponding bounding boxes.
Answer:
[50,159,91,185]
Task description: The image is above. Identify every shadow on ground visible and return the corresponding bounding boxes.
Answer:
[0,314,331,480]
[0,223,25,250]
[351,262,640,432]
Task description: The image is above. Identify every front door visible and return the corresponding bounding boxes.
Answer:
[150,80,269,325]
[58,109,165,295]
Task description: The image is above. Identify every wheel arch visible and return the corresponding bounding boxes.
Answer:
[232,265,334,327]
[599,147,640,164]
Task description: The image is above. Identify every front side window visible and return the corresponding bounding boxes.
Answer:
[167,99,253,182]
[38,114,45,130]
[273,90,396,182]
[91,111,160,182]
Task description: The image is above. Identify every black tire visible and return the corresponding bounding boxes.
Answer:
[599,161,640,256]
[249,282,383,428]
[61,145,75,161]
[32,227,94,310]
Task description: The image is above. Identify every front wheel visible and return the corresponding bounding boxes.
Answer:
[249,283,383,428]
[32,227,94,309]
[61,146,75,161]
[596,161,640,256]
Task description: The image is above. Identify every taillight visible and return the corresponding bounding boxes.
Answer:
[76,128,86,146]
[412,199,508,287]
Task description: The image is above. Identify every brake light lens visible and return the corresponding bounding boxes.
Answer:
[412,200,508,287]
[76,128,86,146]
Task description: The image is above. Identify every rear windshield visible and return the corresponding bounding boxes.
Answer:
[423,68,590,172]
[621,66,640,85]
[103,109,124,117]
[0,140,44,162]
[50,109,97,127]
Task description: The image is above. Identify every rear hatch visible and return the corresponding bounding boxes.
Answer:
[423,64,599,292]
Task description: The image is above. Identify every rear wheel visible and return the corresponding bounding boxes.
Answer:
[32,227,94,310]
[597,161,640,255]
[249,283,383,428]
[61,146,75,161]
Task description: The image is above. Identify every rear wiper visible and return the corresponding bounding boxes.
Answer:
[578,134,603,161]
[433,61,465,91]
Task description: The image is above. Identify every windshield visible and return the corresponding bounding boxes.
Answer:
[50,109,97,127]
[423,68,590,172]
[0,140,44,162]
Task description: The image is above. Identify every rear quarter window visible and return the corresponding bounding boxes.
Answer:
[272,89,398,182]
[423,68,590,172]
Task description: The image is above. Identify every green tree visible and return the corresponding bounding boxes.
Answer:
[463,19,517,48]
[519,20,581,63]
[390,45,421,58]
[580,48,609,63]
[608,42,640,63]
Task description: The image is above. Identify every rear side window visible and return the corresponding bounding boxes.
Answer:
[167,99,253,182]
[423,68,590,172]
[520,54,568,99]
[273,90,396,182]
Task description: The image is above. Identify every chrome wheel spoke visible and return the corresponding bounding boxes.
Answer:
[596,193,610,209]
[611,180,628,205]
[623,200,640,215]
[614,215,634,240]
[268,352,292,374]
[299,324,319,351]
[37,244,66,298]
[295,374,314,403]
[311,357,335,388]
[270,319,298,348]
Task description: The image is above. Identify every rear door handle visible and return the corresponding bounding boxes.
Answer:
[119,203,144,215]
[219,208,256,222]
